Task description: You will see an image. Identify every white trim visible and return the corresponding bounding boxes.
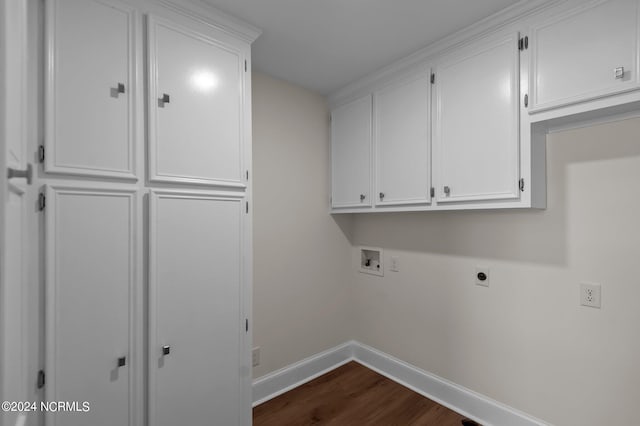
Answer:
[253,341,550,426]
[252,342,355,407]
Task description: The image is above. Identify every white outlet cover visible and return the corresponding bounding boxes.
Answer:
[580,282,601,308]
[390,256,400,272]
[252,347,260,367]
[475,266,490,287]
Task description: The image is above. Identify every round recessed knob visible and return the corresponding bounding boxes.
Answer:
[477,272,487,281]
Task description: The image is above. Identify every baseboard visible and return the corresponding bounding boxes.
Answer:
[352,342,550,426]
[253,341,550,426]
[252,341,354,406]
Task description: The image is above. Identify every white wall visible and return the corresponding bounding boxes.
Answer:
[252,71,353,378]
[350,117,640,425]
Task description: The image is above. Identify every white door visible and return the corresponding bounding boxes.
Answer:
[148,16,245,188]
[149,190,245,426]
[433,31,520,203]
[45,0,138,179]
[530,0,639,111]
[331,95,372,208]
[374,71,431,206]
[1,1,30,425]
[44,186,140,426]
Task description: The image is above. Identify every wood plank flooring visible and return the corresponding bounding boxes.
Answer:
[253,361,474,426]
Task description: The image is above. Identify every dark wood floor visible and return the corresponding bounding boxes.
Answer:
[253,361,474,426]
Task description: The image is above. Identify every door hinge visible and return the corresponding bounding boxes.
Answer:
[518,36,528,51]
[37,370,45,389]
[244,60,247,72]
[245,318,249,332]
[39,145,45,163]
[38,192,46,211]
[430,73,435,84]
[430,187,435,198]
[519,178,525,192]
[245,201,249,213]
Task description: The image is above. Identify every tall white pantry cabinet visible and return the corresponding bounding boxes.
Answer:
[42,0,259,425]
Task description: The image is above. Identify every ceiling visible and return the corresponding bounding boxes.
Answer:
[202,0,523,95]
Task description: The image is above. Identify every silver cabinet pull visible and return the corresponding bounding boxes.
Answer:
[117,356,126,367]
[615,67,625,79]
[379,192,385,200]
[162,345,170,356]
[159,93,170,107]
[7,164,32,185]
[444,186,451,196]
[359,194,366,202]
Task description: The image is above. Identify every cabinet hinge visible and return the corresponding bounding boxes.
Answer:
[38,192,46,211]
[245,318,249,332]
[430,187,435,198]
[37,369,45,389]
[244,60,247,72]
[430,73,435,84]
[519,178,525,192]
[518,36,528,51]
[39,145,45,163]
[245,201,249,213]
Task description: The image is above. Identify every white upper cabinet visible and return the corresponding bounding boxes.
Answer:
[433,31,521,203]
[529,0,640,112]
[148,16,245,188]
[46,0,138,179]
[374,72,431,206]
[331,95,372,208]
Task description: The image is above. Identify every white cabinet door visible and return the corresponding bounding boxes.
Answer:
[148,17,244,188]
[149,191,246,426]
[434,32,520,203]
[530,0,640,111]
[374,72,431,206]
[45,0,137,179]
[45,186,140,426]
[331,95,372,208]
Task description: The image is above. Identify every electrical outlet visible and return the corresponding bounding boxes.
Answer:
[475,266,489,287]
[580,282,601,308]
[390,256,400,272]
[252,347,260,367]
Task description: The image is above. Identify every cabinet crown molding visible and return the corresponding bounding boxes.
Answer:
[156,0,262,44]
[328,0,560,109]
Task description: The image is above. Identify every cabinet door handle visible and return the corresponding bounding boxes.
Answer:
[379,192,385,200]
[615,67,625,79]
[359,194,366,202]
[7,164,32,185]
[159,93,170,107]
[444,186,451,196]
[117,356,126,367]
[162,345,171,356]
[117,83,125,94]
